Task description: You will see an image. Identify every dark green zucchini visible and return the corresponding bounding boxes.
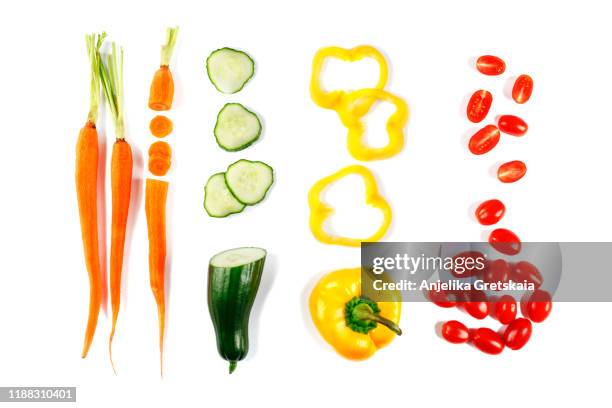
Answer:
[207,247,266,373]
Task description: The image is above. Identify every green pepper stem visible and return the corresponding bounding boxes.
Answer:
[229,361,237,374]
[352,303,402,336]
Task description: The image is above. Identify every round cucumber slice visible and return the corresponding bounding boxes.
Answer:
[206,48,255,94]
[210,247,267,268]
[204,173,246,217]
[224,159,274,205]
[214,103,262,151]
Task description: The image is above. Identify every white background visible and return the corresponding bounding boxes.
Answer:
[1,0,611,407]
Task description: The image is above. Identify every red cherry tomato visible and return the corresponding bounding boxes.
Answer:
[475,199,506,226]
[498,115,528,136]
[494,295,517,324]
[476,55,506,76]
[524,290,552,323]
[512,75,533,104]
[429,289,456,308]
[441,320,470,344]
[467,90,493,123]
[471,327,505,355]
[483,259,511,287]
[489,228,521,255]
[503,318,532,350]
[463,290,489,319]
[511,261,543,288]
[497,160,527,183]
[450,251,486,278]
[447,290,467,303]
[469,125,500,155]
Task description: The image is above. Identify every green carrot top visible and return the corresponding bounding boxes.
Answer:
[99,42,125,140]
[160,26,179,67]
[85,33,106,124]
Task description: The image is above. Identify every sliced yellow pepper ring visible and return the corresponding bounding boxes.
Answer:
[337,88,409,161]
[309,267,401,360]
[310,45,389,117]
[308,165,392,247]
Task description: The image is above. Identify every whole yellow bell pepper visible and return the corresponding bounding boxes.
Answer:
[310,45,389,118]
[309,268,401,360]
[308,165,392,247]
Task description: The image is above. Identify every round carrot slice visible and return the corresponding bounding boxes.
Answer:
[148,156,171,176]
[150,115,173,138]
[148,141,172,159]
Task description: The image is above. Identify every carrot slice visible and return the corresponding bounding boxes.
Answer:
[149,66,174,111]
[148,141,171,159]
[145,178,169,375]
[149,156,171,177]
[150,115,173,138]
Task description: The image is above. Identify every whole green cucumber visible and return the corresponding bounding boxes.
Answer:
[207,247,266,373]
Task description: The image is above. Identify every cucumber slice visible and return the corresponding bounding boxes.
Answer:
[224,159,274,205]
[206,48,255,94]
[210,247,267,268]
[214,103,262,151]
[204,173,246,217]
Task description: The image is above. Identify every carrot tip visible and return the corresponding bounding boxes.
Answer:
[109,338,117,375]
[81,336,93,358]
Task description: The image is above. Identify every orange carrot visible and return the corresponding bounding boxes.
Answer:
[76,121,102,359]
[77,33,105,359]
[99,41,133,372]
[108,140,132,369]
[149,115,173,138]
[148,27,179,111]
[145,178,169,375]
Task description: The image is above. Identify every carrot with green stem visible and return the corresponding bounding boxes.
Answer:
[148,27,179,111]
[145,178,169,375]
[77,33,106,359]
[99,42,133,372]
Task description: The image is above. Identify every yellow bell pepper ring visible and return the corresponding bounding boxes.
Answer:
[308,165,392,247]
[310,45,389,117]
[339,88,409,161]
[309,268,402,360]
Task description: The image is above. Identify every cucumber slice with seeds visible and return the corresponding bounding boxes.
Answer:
[214,103,261,151]
[224,159,274,205]
[206,48,255,94]
[204,173,246,217]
